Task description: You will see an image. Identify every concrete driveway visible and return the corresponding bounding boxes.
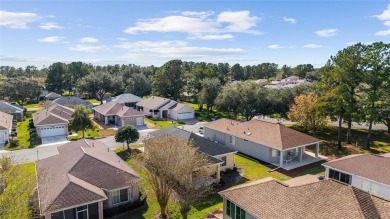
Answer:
[41,135,68,145]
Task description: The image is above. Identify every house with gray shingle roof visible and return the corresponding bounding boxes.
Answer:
[0,100,23,121]
[33,105,74,139]
[45,92,61,100]
[322,153,390,200]
[36,139,141,219]
[149,127,237,183]
[0,111,13,143]
[204,118,325,170]
[52,96,93,110]
[219,176,390,219]
[136,96,195,120]
[93,102,146,127]
[106,93,142,108]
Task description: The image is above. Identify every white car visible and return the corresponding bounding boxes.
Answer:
[199,126,204,134]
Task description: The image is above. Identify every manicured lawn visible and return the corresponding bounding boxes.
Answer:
[289,125,390,159]
[182,102,243,122]
[115,150,291,218]
[24,103,41,109]
[145,118,185,129]
[68,125,102,140]
[5,118,41,150]
[297,165,325,177]
[86,98,100,104]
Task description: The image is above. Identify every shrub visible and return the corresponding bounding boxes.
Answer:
[68,136,80,141]
[233,166,238,172]
[9,140,19,147]
[224,168,233,174]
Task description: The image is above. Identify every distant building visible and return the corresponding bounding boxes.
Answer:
[106,93,142,108]
[0,100,24,121]
[52,96,94,110]
[265,76,311,89]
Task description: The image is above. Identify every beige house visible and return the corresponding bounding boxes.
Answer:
[219,176,390,219]
[93,102,146,127]
[149,127,237,183]
[0,111,13,143]
[323,153,390,200]
[204,118,325,170]
[36,139,141,219]
[136,96,195,120]
[33,105,74,139]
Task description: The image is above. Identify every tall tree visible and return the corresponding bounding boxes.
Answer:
[362,42,390,149]
[152,60,183,101]
[198,78,221,115]
[230,64,245,81]
[292,64,314,78]
[69,105,93,138]
[77,71,122,104]
[46,62,67,94]
[115,125,140,151]
[288,93,326,131]
[66,62,89,94]
[0,77,42,105]
[125,74,152,97]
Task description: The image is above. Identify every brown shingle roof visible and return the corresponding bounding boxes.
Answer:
[219,178,390,219]
[36,139,140,214]
[136,96,171,110]
[93,102,145,117]
[33,105,74,126]
[204,118,320,150]
[0,111,12,130]
[323,153,390,185]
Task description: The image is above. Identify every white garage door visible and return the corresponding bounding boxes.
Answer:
[136,117,144,126]
[177,112,194,120]
[0,132,5,143]
[40,126,65,137]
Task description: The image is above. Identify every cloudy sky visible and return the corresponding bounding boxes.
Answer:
[1,0,389,68]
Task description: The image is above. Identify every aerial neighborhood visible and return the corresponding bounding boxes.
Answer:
[1,2,390,219]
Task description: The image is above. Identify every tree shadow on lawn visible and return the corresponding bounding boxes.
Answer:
[107,202,149,219]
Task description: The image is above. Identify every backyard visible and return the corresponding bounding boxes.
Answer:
[183,102,241,122]
[114,149,301,219]
[5,118,41,151]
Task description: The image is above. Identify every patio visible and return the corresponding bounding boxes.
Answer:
[271,151,327,170]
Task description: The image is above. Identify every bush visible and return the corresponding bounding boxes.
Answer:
[224,168,233,174]
[9,140,19,147]
[24,111,33,119]
[233,166,238,172]
[68,136,80,141]
[30,132,38,139]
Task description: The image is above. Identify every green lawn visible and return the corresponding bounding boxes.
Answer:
[5,118,40,150]
[115,150,291,219]
[23,103,41,109]
[145,118,185,129]
[86,98,100,104]
[182,102,243,122]
[68,125,102,140]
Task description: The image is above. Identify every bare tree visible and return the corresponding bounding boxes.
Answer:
[141,136,213,219]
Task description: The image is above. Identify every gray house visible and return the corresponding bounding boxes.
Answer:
[106,93,142,108]
[36,139,141,219]
[204,118,324,170]
[52,96,93,110]
[93,102,146,126]
[0,100,24,121]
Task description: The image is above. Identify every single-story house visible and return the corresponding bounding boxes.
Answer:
[0,100,24,121]
[0,111,13,143]
[204,118,325,170]
[149,127,237,183]
[52,96,94,110]
[45,92,61,100]
[322,153,390,200]
[106,93,142,108]
[93,102,146,126]
[38,90,50,101]
[32,105,74,138]
[36,139,141,219]
[219,176,390,219]
[136,96,194,120]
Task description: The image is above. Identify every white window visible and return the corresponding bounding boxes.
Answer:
[272,149,280,157]
[76,205,88,219]
[111,188,129,205]
[229,136,235,145]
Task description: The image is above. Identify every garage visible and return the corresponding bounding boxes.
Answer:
[136,117,144,126]
[177,111,195,120]
[39,126,66,137]
[0,132,5,143]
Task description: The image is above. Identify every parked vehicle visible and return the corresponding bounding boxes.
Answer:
[199,126,204,134]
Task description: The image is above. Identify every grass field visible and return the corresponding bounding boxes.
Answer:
[145,118,185,129]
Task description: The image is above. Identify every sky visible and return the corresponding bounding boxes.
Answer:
[0,0,390,69]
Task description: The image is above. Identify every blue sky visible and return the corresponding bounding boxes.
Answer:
[1,1,389,68]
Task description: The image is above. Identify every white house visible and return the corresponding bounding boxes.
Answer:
[32,105,74,139]
[0,111,13,143]
[136,96,195,120]
[322,153,390,200]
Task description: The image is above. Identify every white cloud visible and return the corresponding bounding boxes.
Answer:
[315,28,338,37]
[124,10,261,39]
[375,29,390,36]
[283,16,297,24]
[37,36,64,43]
[268,44,283,49]
[40,22,62,30]
[303,44,322,48]
[69,45,108,53]
[374,5,390,36]
[0,10,39,29]
[115,40,244,58]
[79,37,99,43]
[189,34,234,40]
[116,37,128,41]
